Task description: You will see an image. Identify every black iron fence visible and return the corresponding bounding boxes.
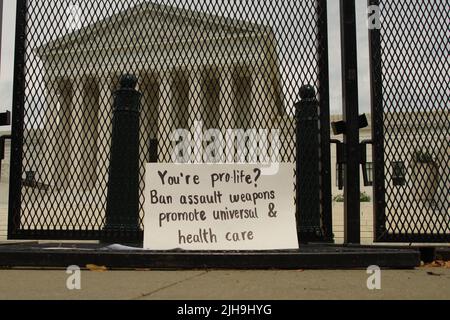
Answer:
[7,0,449,245]
[369,0,449,242]
[8,0,332,242]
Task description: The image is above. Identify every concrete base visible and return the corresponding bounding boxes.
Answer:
[0,243,420,270]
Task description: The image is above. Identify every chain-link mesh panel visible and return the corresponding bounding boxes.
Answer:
[9,0,330,241]
[371,0,449,242]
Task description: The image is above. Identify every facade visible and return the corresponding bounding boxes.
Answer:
[36,3,285,192]
[3,3,289,234]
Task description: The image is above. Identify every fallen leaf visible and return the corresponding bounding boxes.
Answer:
[86,264,108,272]
[423,260,446,268]
[445,261,450,269]
[435,260,446,267]
[429,261,440,268]
[427,271,442,277]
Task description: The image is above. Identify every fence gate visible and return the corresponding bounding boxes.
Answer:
[9,0,332,242]
[370,0,449,242]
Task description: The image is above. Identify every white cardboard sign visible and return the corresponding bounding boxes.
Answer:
[143,164,299,251]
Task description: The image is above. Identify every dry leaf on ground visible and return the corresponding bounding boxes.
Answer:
[421,260,449,268]
[86,264,108,272]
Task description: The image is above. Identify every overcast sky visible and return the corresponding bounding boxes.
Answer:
[0,0,372,129]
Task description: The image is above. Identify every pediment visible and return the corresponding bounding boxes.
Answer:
[37,2,271,57]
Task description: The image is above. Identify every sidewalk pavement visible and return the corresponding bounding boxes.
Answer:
[0,268,449,300]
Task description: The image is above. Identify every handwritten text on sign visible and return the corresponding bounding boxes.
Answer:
[143,164,299,250]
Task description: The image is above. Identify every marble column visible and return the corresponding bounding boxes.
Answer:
[43,79,60,187]
[54,79,73,190]
[251,69,275,129]
[96,76,114,188]
[233,67,253,130]
[81,77,100,190]
[220,67,234,130]
[189,70,203,163]
[139,72,160,162]
[158,72,173,162]
[202,69,221,130]
[220,67,236,164]
[70,77,84,189]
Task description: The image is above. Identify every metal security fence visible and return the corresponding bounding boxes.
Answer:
[369,0,449,242]
[9,0,331,242]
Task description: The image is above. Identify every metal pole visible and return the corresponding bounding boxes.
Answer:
[340,0,361,244]
[104,74,142,241]
[8,0,27,239]
[317,0,333,242]
[295,85,323,243]
[368,0,386,241]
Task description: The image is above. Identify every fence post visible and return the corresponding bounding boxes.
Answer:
[340,0,361,244]
[295,85,323,243]
[104,74,142,241]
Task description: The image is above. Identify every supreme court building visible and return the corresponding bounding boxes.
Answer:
[35,3,286,192]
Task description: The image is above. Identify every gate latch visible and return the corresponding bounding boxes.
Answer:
[331,114,368,135]
[331,114,373,189]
